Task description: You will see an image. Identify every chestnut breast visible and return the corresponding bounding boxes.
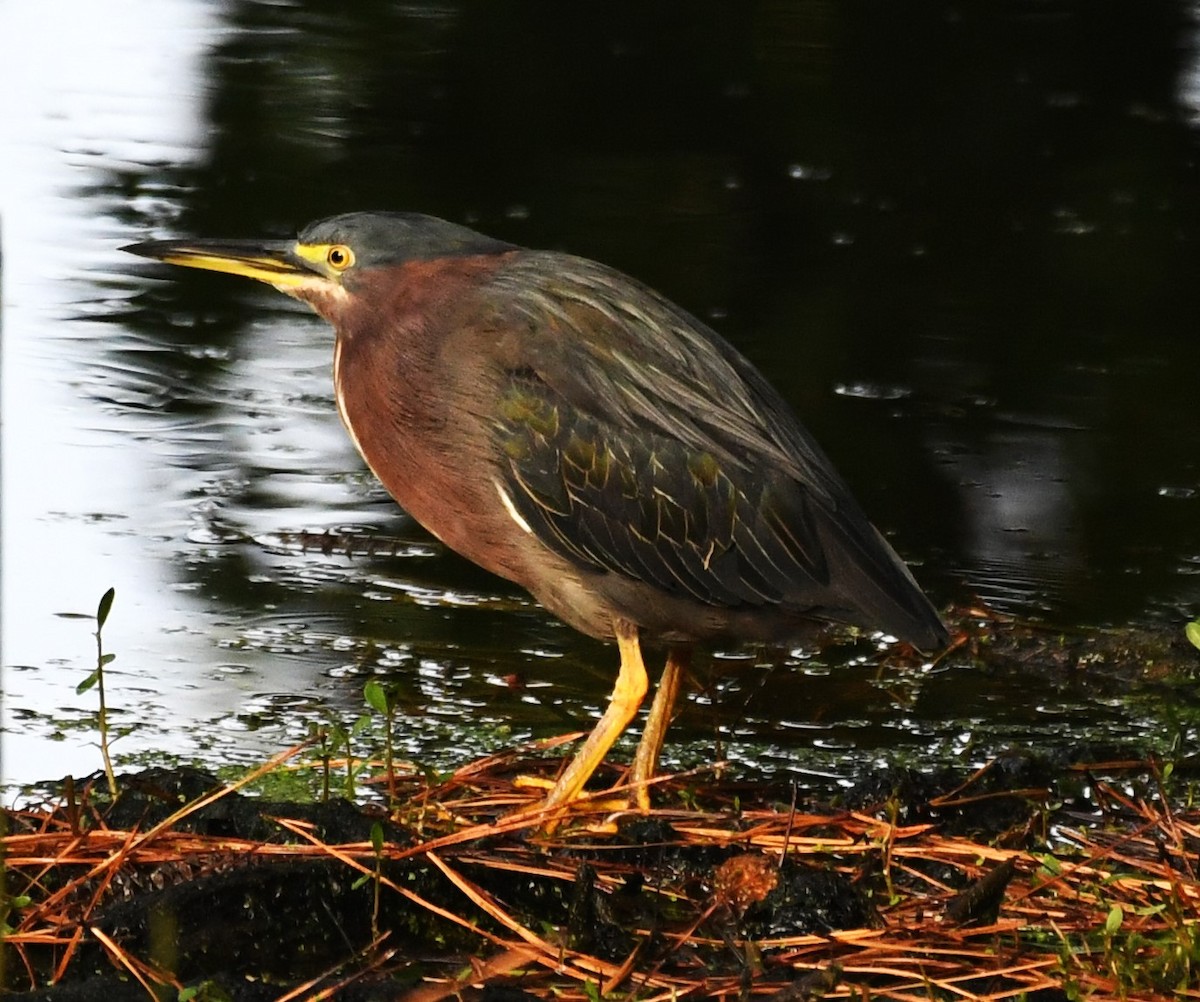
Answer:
[327,254,555,587]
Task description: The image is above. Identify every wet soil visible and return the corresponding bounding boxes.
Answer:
[5,738,1199,1001]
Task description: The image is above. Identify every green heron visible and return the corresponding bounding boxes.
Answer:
[125,212,946,814]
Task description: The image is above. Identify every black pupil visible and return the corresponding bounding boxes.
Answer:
[330,249,345,265]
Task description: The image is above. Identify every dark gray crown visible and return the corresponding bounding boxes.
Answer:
[298,212,516,266]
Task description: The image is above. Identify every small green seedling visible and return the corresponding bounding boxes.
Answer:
[76,587,118,797]
[352,820,386,940]
[363,679,402,806]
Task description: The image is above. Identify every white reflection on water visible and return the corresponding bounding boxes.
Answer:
[929,413,1084,617]
[1,2,224,784]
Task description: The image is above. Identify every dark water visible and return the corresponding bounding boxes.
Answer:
[4,1,1200,789]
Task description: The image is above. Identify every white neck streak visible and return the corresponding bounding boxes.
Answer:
[332,337,368,461]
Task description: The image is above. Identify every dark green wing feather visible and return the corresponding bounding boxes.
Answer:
[484,253,945,646]
[497,373,806,607]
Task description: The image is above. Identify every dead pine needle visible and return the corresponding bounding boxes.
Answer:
[4,748,1200,1000]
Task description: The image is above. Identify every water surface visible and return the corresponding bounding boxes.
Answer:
[4,1,1200,792]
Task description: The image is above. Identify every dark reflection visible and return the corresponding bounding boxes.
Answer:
[86,0,1200,779]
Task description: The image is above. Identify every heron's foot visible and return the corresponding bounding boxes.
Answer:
[511,773,649,831]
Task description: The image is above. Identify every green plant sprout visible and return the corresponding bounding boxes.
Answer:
[343,713,374,801]
[351,820,386,941]
[76,587,118,798]
[307,712,372,802]
[306,719,336,802]
[363,679,401,807]
[1186,619,1200,652]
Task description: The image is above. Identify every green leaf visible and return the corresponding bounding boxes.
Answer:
[363,679,388,715]
[1034,852,1062,876]
[77,670,100,695]
[370,820,385,854]
[1104,904,1123,935]
[99,653,116,666]
[1186,620,1200,651]
[96,587,116,629]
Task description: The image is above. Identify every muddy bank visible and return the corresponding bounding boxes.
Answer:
[5,740,1198,1001]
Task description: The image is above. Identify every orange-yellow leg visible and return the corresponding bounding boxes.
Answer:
[629,646,690,810]
[542,618,648,809]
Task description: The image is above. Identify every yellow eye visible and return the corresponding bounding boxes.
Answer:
[326,245,354,271]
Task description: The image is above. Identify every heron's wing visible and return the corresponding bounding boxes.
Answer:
[485,255,943,640]
[495,369,825,607]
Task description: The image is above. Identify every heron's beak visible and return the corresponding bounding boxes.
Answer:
[122,238,318,292]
